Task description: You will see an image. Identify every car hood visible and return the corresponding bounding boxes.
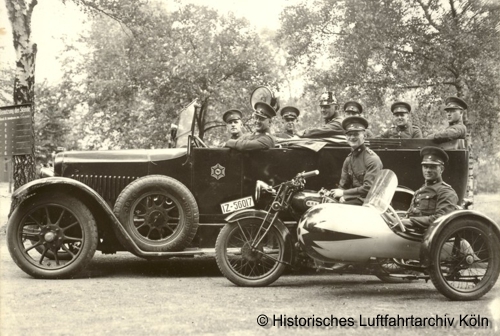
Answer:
[56,148,188,163]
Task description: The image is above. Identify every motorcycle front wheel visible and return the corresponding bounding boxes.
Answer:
[215,219,288,287]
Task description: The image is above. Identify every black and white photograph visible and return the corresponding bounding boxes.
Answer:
[1,0,499,334]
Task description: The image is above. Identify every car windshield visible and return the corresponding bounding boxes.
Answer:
[363,169,398,213]
[175,100,199,148]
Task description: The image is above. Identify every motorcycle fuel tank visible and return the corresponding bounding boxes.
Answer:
[297,203,421,263]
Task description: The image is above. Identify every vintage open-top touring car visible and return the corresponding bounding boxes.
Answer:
[6,88,473,279]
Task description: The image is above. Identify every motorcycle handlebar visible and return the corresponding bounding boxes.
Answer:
[298,170,319,179]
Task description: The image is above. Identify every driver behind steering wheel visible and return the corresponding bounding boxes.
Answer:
[401,146,459,231]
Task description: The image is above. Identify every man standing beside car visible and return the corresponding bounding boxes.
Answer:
[225,102,276,150]
[222,109,244,140]
[401,146,458,231]
[379,101,422,139]
[299,91,344,138]
[330,116,383,205]
[427,97,467,143]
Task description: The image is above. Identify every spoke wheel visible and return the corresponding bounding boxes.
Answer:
[428,219,500,301]
[215,219,288,286]
[114,175,199,252]
[7,193,98,279]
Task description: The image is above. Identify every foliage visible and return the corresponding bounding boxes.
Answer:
[277,0,500,146]
[60,1,283,149]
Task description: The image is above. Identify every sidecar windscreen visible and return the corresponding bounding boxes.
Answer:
[363,169,398,213]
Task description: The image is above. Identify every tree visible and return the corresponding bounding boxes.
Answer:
[62,2,283,149]
[278,0,500,141]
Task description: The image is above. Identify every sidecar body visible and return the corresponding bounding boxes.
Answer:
[297,170,500,300]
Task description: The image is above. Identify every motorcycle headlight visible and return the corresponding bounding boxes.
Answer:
[255,180,271,203]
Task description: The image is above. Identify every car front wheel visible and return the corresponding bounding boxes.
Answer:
[7,192,98,279]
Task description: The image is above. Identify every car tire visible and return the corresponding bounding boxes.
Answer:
[7,192,98,279]
[113,175,199,252]
[428,218,500,301]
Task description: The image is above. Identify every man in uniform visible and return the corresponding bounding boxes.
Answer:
[222,109,243,140]
[299,91,344,138]
[379,101,422,138]
[402,146,458,231]
[330,116,383,205]
[275,106,300,139]
[343,101,374,137]
[225,102,275,151]
[427,96,467,143]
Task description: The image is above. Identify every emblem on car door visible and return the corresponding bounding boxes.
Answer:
[211,163,225,180]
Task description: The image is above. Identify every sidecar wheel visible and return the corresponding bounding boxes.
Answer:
[7,193,98,279]
[215,220,288,287]
[428,219,500,301]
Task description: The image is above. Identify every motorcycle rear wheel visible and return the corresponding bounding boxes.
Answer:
[215,219,288,287]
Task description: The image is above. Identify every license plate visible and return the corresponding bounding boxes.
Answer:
[220,196,254,214]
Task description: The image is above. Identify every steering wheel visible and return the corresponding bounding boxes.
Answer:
[192,135,208,148]
[386,205,406,232]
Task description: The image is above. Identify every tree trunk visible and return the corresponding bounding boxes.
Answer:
[5,0,38,189]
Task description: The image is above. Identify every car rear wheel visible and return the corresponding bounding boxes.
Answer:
[7,193,98,279]
[113,175,199,252]
[428,218,500,301]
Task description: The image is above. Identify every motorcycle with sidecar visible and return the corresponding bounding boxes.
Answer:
[215,169,500,301]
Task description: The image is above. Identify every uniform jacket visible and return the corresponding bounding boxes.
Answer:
[339,143,383,200]
[379,123,422,139]
[429,121,466,143]
[407,178,458,228]
[225,132,275,150]
[275,131,295,139]
[300,115,344,138]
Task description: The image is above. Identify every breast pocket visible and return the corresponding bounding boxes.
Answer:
[419,192,437,214]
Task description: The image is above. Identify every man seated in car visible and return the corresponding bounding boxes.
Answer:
[275,106,300,139]
[342,101,374,137]
[222,109,244,140]
[427,96,467,143]
[298,91,344,138]
[378,101,422,139]
[401,146,458,231]
[224,102,275,150]
[330,116,383,205]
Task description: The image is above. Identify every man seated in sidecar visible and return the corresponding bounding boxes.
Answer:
[400,146,459,232]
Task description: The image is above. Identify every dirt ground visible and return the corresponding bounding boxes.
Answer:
[1,183,499,335]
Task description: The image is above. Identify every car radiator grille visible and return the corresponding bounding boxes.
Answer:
[70,175,137,204]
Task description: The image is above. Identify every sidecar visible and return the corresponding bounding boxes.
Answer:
[297,170,500,301]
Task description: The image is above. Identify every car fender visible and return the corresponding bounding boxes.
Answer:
[225,209,295,264]
[419,210,500,267]
[8,177,188,258]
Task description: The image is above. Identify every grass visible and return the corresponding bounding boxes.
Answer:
[473,193,500,223]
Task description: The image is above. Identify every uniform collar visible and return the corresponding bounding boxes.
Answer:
[351,143,366,156]
[449,120,463,126]
[231,134,240,139]
[396,123,409,131]
[324,112,340,123]
[425,177,443,186]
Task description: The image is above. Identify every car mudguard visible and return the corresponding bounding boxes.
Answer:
[8,177,197,258]
[420,210,500,267]
[225,209,295,265]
